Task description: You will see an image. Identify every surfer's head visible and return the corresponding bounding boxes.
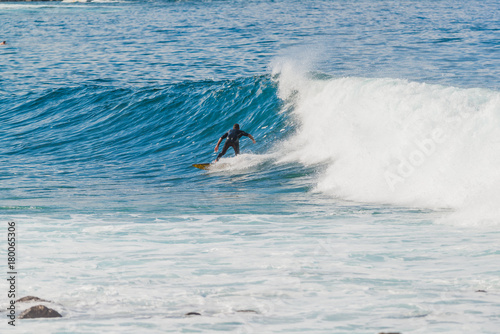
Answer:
[233,123,240,130]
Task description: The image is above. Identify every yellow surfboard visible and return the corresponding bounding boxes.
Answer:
[192,163,211,170]
[192,163,231,170]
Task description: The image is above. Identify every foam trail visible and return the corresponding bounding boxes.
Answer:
[274,62,500,222]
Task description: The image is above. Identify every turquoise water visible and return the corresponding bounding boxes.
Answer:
[1,0,499,333]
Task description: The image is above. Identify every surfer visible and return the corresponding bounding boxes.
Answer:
[0,41,6,45]
[214,123,256,162]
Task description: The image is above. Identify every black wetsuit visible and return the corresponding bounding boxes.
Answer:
[216,128,249,161]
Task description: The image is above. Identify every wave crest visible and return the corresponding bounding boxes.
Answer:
[274,64,500,220]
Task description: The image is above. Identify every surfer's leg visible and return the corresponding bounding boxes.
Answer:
[233,142,240,155]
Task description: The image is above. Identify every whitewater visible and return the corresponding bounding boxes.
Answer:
[1,0,499,333]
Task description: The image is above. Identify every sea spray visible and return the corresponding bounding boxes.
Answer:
[274,64,500,220]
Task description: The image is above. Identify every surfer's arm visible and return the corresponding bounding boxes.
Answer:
[214,133,227,152]
[214,137,223,152]
[247,134,256,144]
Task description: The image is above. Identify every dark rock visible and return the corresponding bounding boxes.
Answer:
[185,312,201,316]
[19,305,62,319]
[16,296,51,303]
[236,309,258,313]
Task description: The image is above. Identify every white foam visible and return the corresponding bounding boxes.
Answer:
[273,61,500,223]
[4,212,499,332]
[209,153,272,173]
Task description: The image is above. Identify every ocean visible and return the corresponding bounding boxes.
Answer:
[1,0,499,333]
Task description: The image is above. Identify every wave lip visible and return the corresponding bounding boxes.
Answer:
[274,66,500,219]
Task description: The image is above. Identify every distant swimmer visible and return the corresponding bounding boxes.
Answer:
[214,123,256,162]
[0,41,6,45]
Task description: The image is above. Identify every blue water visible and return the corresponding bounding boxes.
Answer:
[1,1,500,333]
